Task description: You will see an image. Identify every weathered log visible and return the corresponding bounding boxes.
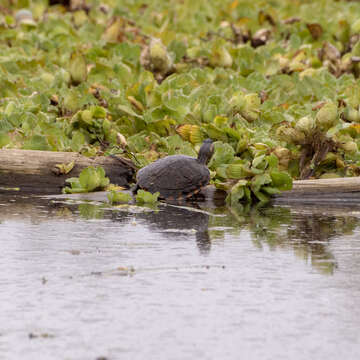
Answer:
[2,148,360,201]
[291,177,360,193]
[0,149,136,194]
[270,176,360,204]
[274,177,360,203]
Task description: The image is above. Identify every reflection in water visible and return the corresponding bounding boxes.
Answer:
[286,213,358,274]
[78,203,105,219]
[1,195,360,272]
[208,203,360,274]
[44,199,213,254]
[195,230,211,254]
[132,204,212,255]
[1,195,360,360]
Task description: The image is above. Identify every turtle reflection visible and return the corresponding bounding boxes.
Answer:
[134,204,211,254]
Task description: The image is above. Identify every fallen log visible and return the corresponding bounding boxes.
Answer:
[276,177,360,198]
[288,177,360,194]
[0,149,136,194]
[274,177,360,203]
[2,148,360,201]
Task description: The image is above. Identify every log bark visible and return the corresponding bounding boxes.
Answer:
[273,177,360,203]
[0,149,136,194]
[292,177,360,193]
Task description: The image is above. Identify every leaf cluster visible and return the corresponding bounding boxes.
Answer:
[63,166,109,193]
[3,1,360,204]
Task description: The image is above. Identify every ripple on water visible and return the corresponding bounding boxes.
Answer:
[0,196,360,360]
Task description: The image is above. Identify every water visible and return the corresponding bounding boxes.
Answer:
[1,194,360,360]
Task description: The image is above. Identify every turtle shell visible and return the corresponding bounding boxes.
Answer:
[136,154,210,200]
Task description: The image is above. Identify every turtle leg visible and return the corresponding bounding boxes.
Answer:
[185,188,205,201]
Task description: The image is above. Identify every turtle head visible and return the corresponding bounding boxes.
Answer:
[197,139,214,164]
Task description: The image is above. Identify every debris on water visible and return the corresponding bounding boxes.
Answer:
[68,249,81,255]
[102,204,158,213]
[90,271,103,276]
[163,202,225,216]
[84,264,226,278]
[161,228,197,234]
[116,266,136,276]
[28,333,55,339]
[0,187,20,191]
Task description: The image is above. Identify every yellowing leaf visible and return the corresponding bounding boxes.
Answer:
[55,161,75,175]
[69,51,87,86]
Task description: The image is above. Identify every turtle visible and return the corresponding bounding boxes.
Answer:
[133,139,214,201]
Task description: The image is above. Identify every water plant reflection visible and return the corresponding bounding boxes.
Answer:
[224,204,359,274]
[0,195,359,274]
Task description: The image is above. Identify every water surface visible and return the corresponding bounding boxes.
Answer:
[1,195,360,360]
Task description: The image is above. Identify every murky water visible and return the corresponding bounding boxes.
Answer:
[1,194,360,360]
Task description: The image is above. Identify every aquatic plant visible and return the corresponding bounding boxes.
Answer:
[2,0,360,203]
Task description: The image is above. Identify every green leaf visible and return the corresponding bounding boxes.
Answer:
[65,177,81,186]
[226,186,244,206]
[226,179,249,206]
[252,154,267,170]
[63,166,110,193]
[63,186,88,194]
[118,104,143,119]
[208,142,235,169]
[71,131,86,152]
[270,171,293,191]
[236,179,249,187]
[107,190,132,204]
[266,154,279,170]
[223,127,242,140]
[135,189,160,204]
[4,101,16,116]
[161,90,190,116]
[168,40,187,62]
[253,190,270,203]
[216,164,228,179]
[23,135,50,151]
[81,110,93,125]
[91,106,107,119]
[55,161,75,175]
[63,177,82,193]
[251,173,272,193]
[262,186,281,195]
[144,106,173,123]
[79,168,100,191]
[203,124,228,142]
[0,118,14,133]
[69,51,87,85]
[0,132,11,148]
[244,186,252,202]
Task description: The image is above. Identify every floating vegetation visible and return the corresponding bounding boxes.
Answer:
[135,189,160,204]
[107,189,132,204]
[2,0,360,203]
[63,166,110,193]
